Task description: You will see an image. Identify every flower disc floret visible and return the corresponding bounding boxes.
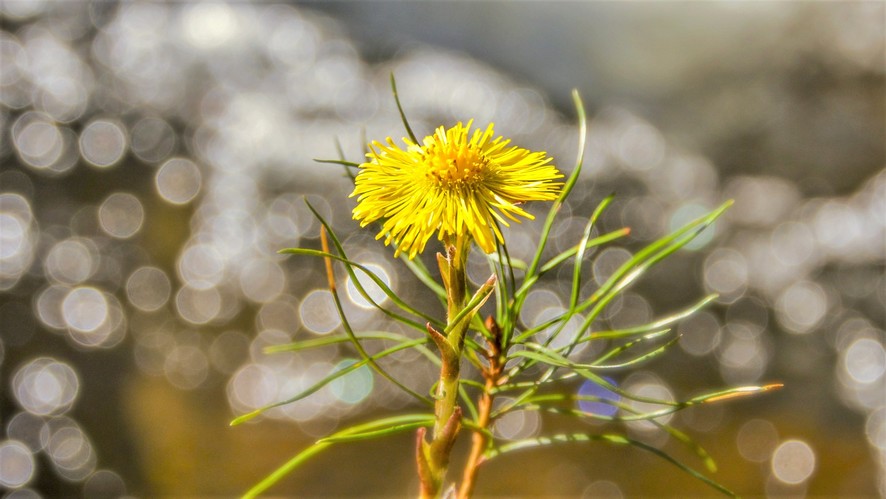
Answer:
[351,121,563,258]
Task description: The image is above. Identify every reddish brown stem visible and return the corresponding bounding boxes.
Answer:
[457,316,504,499]
[457,378,495,499]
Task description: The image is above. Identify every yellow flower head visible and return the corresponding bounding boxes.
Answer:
[350,121,563,258]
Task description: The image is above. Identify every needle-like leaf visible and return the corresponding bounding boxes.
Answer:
[485,433,736,497]
[242,414,435,498]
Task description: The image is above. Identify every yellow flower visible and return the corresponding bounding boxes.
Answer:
[351,121,563,258]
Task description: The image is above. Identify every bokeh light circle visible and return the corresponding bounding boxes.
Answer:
[577,377,620,417]
[5,412,46,452]
[98,192,144,239]
[678,310,722,356]
[46,423,96,481]
[493,408,541,441]
[299,290,340,335]
[228,363,279,414]
[209,330,250,375]
[329,359,373,404]
[842,337,886,385]
[155,158,202,205]
[164,345,209,390]
[624,374,675,436]
[239,258,286,304]
[79,119,127,168]
[582,480,623,499]
[865,407,886,451]
[62,287,108,333]
[736,418,779,463]
[0,192,35,291]
[0,213,27,260]
[67,293,126,349]
[177,243,226,289]
[45,238,97,285]
[130,116,176,163]
[593,247,632,286]
[12,111,63,170]
[35,284,69,330]
[0,440,35,488]
[175,285,222,325]
[83,469,127,498]
[703,248,748,300]
[12,357,80,416]
[345,262,392,309]
[771,439,816,484]
[775,280,828,334]
[125,266,172,312]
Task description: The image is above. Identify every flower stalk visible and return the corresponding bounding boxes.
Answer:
[419,235,475,498]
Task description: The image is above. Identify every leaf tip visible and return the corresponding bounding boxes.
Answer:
[483,273,498,288]
[705,383,784,404]
[230,409,262,426]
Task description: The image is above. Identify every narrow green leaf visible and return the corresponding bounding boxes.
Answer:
[517,227,630,299]
[445,274,496,334]
[541,229,629,274]
[544,201,733,356]
[520,399,641,423]
[593,329,679,369]
[390,73,418,144]
[458,378,487,391]
[231,338,429,425]
[485,433,736,497]
[400,254,447,301]
[495,362,681,419]
[301,203,410,320]
[301,213,437,408]
[571,218,594,310]
[486,250,527,271]
[578,200,732,318]
[571,194,616,309]
[689,383,784,405]
[458,383,480,422]
[264,332,439,365]
[516,90,587,321]
[230,409,262,427]
[279,247,440,331]
[524,382,781,425]
[242,414,434,498]
[242,441,329,499]
[508,334,676,372]
[313,158,361,168]
[490,240,516,346]
[583,294,718,340]
[518,400,717,473]
[334,136,358,183]
[490,375,569,394]
[317,420,433,444]
[336,413,436,434]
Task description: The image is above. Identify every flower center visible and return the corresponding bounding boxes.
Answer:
[423,143,489,189]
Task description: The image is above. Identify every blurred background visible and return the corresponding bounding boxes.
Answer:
[0,1,884,497]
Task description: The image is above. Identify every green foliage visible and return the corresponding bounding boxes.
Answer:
[234,83,780,498]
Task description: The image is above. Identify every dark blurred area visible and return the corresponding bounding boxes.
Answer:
[0,1,883,497]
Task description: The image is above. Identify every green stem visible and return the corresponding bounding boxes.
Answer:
[420,235,471,498]
[440,234,469,427]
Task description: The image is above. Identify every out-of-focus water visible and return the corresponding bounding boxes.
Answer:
[0,2,883,497]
